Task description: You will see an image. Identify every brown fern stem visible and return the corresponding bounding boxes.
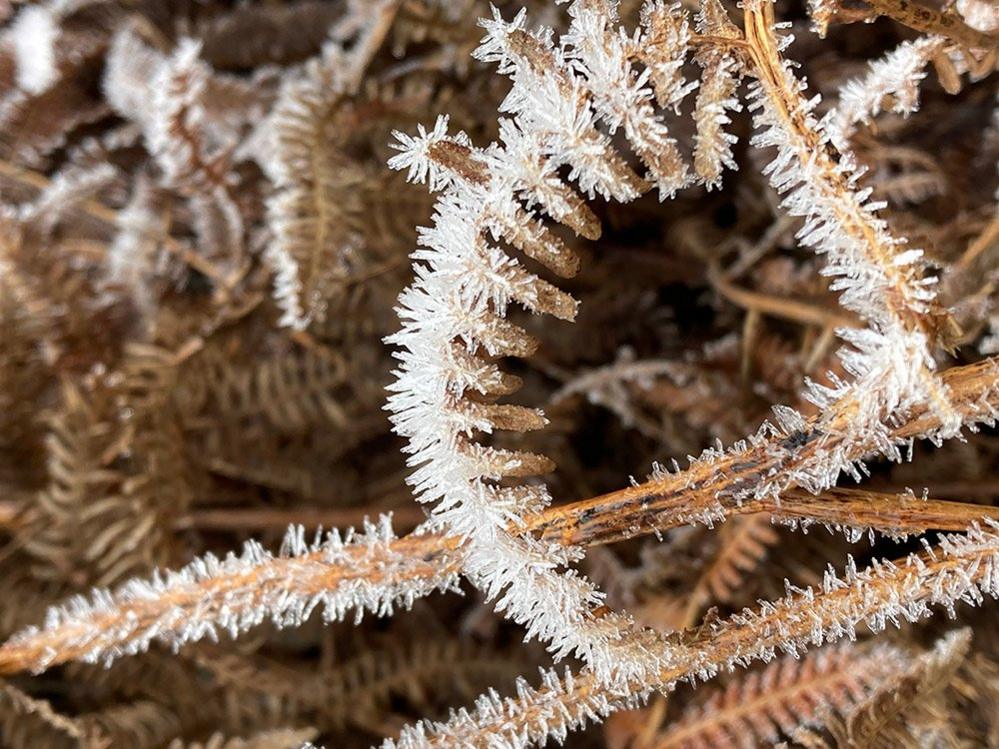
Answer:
[534,356,999,547]
[0,534,463,676]
[2,358,996,676]
[742,0,958,347]
[831,0,999,50]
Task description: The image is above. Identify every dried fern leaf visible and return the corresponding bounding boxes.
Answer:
[655,642,907,748]
[825,629,971,748]
[22,344,192,588]
[264,55,366,329]
[81,699,184,749]
[196,639,530,732]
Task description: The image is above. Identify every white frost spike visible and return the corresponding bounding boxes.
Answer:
[11,5,60,95]
[389,116,471,192]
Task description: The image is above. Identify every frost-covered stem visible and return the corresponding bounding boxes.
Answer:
[742,0,961,452]
[858,0,998,49]
[547,356,999,546]
[0,517,461,675]
[744,0,953,342]
[535,486,999,550]
[5,487,992,676]
[386,522,999,748]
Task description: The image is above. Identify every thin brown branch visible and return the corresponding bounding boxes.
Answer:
[708,263,858,329]
[838,0,999,51]
[532,357,999,547]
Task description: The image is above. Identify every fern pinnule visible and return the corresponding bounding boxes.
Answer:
[654,642,907,748]
[826,36,950,150]
[691,0,743,189]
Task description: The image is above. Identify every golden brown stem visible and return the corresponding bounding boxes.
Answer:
[847,0,999,51]
[742,0,957,347]
[708,264,858,330]
[0,533,463,676]
[532,357,999,547]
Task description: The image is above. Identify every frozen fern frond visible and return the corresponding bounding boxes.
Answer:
[387,107,638,676]
[385,0,762,682]
[265,49,365,330]
[561,0,691,196]
[263,9,396,330]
